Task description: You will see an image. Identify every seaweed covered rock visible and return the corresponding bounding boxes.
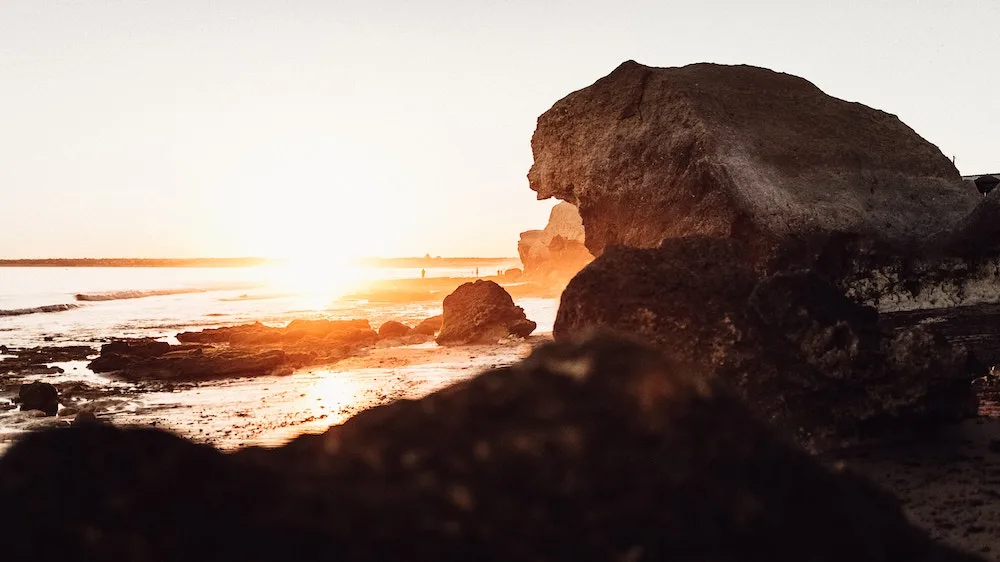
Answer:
[0,336,981,561]
[436,280,536,345]
[528,60,989,263]
[554,238,978,445]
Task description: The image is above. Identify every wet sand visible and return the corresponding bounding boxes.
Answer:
[831,416,1000,559]
[0,335,551,453]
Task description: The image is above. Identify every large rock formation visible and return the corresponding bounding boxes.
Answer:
[0,335,982,561]
[554,238,978,447]
[517,202,593,280]
[527,61,992,267]
[436,280,536,345]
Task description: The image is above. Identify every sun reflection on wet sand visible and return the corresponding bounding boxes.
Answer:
[75,339,543,451]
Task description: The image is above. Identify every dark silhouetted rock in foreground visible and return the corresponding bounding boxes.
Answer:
[377,320,412,339]
[412,314,443,336]
[555,238,978,447]
[436,280,536,345]
[0,335,981,561]
[17,381,58,416]
[528,60,984,261]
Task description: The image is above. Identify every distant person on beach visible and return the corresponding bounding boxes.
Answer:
[475,267,479,277]
[421,268,426,279]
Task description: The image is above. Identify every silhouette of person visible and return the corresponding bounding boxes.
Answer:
[421,268,426,279]
[475,267,479,277]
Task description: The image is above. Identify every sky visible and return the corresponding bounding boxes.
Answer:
[0,0,997,259]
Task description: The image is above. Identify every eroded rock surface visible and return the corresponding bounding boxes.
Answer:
[436,280,536,345]
[517,202,593,280]
[528,60,985,261]
[0,336,980,561]
[554,238,978,446]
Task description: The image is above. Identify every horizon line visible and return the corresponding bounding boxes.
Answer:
[0,256,520,264]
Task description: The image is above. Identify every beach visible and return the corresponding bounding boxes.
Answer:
[0,263,558,452]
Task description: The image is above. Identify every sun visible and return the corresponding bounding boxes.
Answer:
[259,255,369,311]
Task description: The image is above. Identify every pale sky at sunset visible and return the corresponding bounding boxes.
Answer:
[1,0,997,259]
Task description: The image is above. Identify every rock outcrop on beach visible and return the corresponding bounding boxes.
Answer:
[377,321,412,339]
[0,345,94,377]
[436,280,536,345]
[412,315,443,336]
[525,61,1000,333]
[176,319,376,346]
[89,320,380,381]
[527,61,996,274]
[0,336,981,561]
[517,202,593,280]
[17,382,59,416]
[554,238,978,446]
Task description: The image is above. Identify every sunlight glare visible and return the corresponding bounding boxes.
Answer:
[263,257,368,311]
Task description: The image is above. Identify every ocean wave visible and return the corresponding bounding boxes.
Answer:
[0,303,81,317]
[75,284,258,302]
[218,292,294,302]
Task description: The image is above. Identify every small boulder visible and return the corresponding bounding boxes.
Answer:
[412,315,443,336]
[18,381,59,416]
[436,280,536,345]
[71,411,102,427]
[502,268,523,280]
[378,321,412,339]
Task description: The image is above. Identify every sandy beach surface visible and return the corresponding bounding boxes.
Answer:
[831,415,1000,559]
[0,335,550,453]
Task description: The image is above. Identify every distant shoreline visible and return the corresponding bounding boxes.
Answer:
[0,257,519,268]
